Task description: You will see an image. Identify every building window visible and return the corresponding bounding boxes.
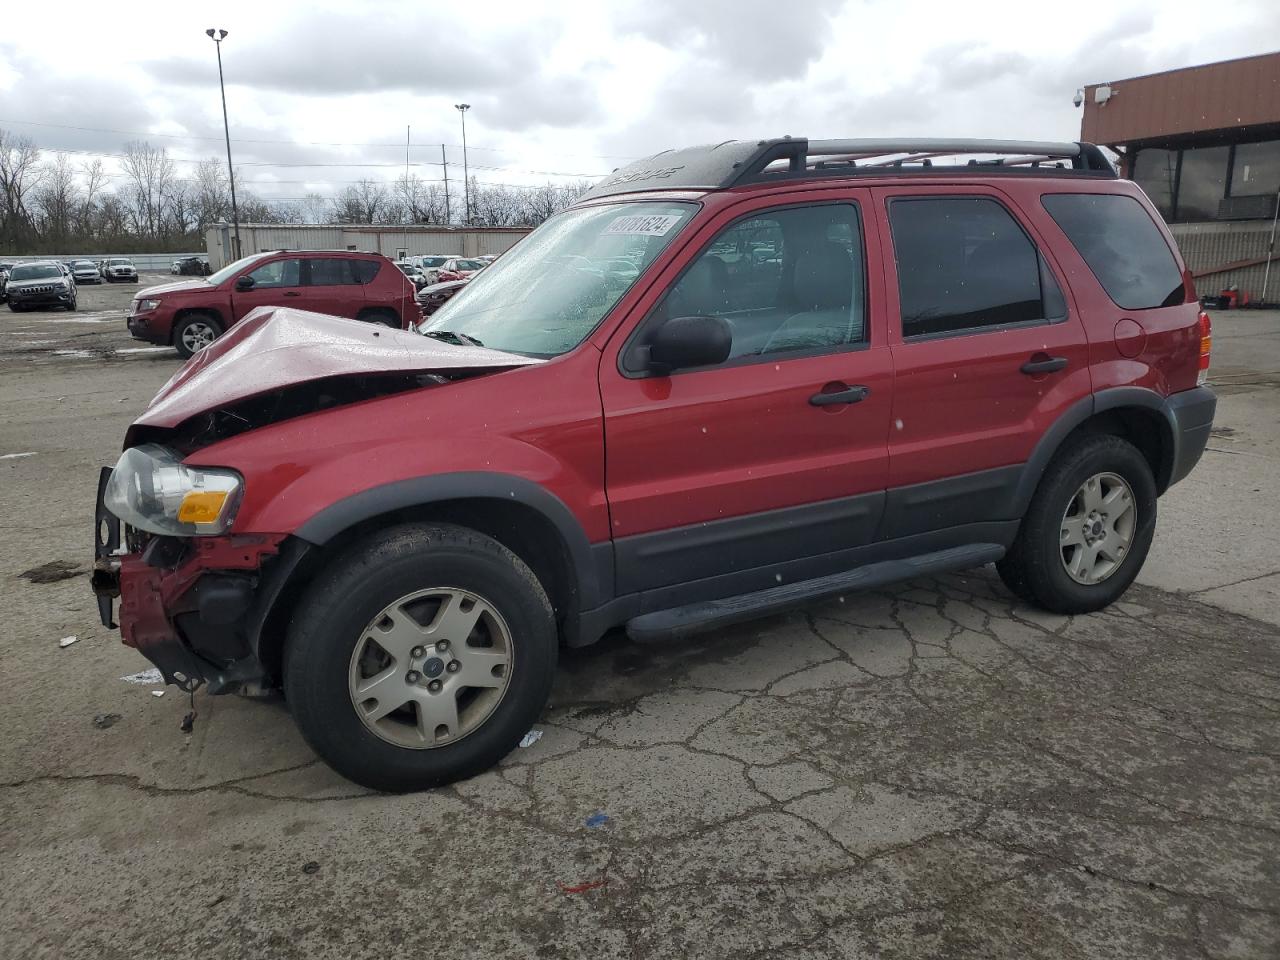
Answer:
[1175,145,1230,221]
[1132,148,1177,219]
[1231,140,1280,199]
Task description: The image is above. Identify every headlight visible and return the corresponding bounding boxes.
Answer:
[104,444,242,537]
[137,299,161,311]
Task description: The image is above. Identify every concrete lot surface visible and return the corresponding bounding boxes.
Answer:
[1,287,1277,959]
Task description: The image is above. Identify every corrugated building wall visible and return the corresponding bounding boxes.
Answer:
[205,223,530,268]
[1170,221,1279,301]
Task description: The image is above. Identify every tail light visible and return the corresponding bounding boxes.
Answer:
[1197,310,1211,385]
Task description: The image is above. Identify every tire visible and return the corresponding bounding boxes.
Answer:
[8,302,20,312]
[172,312,223,359]
[997,434,1157,614]
[284,523,557,792]
[66,296,77,312]
[358,308,401,329]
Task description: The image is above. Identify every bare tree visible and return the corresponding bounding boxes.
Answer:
[32,152,81,242]
[0,129,43,249]
[301,192,328,224]
[193,158,230,228]
[76,158,106,237]
[331,178,389,224]
[120,140,176,238]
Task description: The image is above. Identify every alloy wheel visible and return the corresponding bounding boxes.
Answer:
[348,587,514,749]
[1060,471,1136,585]
[181,321,217,353]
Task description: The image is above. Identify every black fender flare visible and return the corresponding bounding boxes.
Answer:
[1011,387,1177,516]
[293,472,609,608]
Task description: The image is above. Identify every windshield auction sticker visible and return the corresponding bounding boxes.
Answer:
[602,213,684,237]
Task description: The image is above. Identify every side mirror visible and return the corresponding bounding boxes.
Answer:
[234,275,255,291]
[646,315,732,375]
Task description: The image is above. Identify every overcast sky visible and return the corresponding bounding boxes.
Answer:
[1,0,1277,203]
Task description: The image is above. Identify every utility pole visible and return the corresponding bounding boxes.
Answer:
[205,28,240,261]
[402,124,409,259]
[441,144,451,225]
[454,103,471,224]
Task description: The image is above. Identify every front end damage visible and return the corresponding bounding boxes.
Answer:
[94,468,305,692]
[92,307,544,694]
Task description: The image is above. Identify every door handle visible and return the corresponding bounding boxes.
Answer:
[283,291,301,297]
[1020,355,1068,375]
[810,384,870,407]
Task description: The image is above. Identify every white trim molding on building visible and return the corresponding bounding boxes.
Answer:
[205,222,531,270]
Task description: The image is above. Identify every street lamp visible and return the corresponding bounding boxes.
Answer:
[454,103,470,224]
[206,28,241,261]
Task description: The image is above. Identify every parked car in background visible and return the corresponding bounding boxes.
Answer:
[0,262,12,302]
[72,260,103,285]
[92,136,1215,792]
[435,257,488,283]
[412,254,462,284]
[396,262,431,290]
[7,260,77,311]
[414,277,470,319]
[172,256,212,276]
[102,258,138,283]
[126,249,419,358]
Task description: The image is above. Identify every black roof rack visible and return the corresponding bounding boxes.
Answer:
[579,137,1117,201]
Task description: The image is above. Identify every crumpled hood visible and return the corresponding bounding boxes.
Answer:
[135,306,543,429]
[136,278,209,298]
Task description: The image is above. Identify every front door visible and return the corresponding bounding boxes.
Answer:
[873,187,1093,538]
[230,257,304,321]
[600,192,893,596]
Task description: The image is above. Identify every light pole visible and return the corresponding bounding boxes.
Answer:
[206,28,241,261]
[454,103,470,225]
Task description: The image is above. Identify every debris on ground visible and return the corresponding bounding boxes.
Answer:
[59,635,79,648]
[518,729,543,748]
[180,712,196,733]
[92,713,122,729]
[558,878,609,894]
[20,560,83,583]
[121,668,164,685]
[151,690,166,698]
[301,861,320,875]
[585,812,610,828]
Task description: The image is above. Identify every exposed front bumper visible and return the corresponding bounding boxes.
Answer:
[10,290,74,307]
[1166,385,1216,488]
[93,467,302,692]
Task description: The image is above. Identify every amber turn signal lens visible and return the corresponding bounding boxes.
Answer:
[177,490,230,524]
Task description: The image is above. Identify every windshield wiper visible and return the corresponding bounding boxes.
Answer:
[422,330,485,347]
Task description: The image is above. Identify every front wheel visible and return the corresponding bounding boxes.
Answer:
[997,434,1157,614]
[173,313,223,358]
[284,523,557,791]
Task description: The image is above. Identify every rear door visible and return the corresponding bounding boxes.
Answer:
[600,191,894,597]
[300,257,365,317]
[873,186,1092,539]
[230,257,304,321]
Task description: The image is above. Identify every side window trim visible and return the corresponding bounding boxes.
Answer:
[885,193,1069,343]
[619,199,870,379]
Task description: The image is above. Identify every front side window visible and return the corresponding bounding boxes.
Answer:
[208,253,268,286]
[635,203,866,367]
[422,200,695,357]
[246,258,301,289]
[889,197,1055,338]
[1042,194,1184,310]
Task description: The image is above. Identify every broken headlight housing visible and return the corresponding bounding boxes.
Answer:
[104,443,243,537]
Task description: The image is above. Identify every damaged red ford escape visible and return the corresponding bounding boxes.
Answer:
[93,138,1216,791]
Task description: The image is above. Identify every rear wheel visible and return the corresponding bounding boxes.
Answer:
[66,295,77,312]
[284,523,557,791]
[173,312,223,358]
[997,434,1156,613]
[357,307,400,329]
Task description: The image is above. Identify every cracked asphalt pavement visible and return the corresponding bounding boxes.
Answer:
[1,291,1277,959]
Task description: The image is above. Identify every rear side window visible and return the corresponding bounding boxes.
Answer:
[1041,194,1184,310]
[306,258,357,286]
[889,197,1061,339]
[351,259,381,284]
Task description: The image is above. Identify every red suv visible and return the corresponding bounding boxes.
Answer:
[126,250,419,357]
[94,138,1215,791]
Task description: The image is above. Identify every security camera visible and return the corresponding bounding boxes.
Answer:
[1073,89,1084,108]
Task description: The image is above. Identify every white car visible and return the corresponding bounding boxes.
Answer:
[101,258,138,283]
[411,254,462,284]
